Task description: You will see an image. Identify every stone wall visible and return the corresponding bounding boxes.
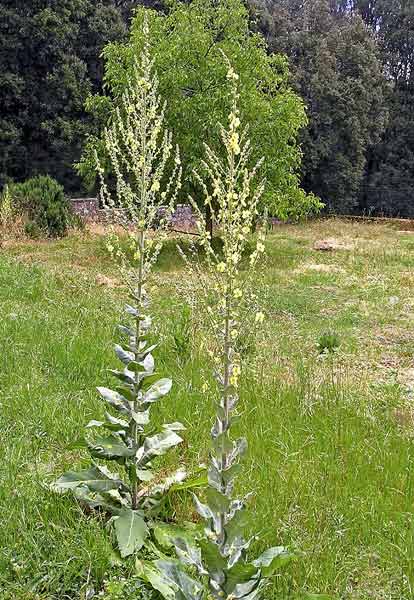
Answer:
[71,197,198,230]
[71,198,99,220]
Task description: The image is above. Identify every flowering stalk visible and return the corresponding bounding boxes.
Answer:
[53,18,189,559]
[138,60,294,600]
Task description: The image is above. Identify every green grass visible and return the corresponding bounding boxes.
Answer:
[1,220,414,599]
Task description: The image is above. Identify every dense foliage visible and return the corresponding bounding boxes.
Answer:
[9,175,72,237]
[0,0,128,192]
[252,0,414,215]
[84,0,322,220]
[0,0,413,215]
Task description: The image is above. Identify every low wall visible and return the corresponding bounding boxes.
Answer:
[71,198,198,230]
[71,198,99,220]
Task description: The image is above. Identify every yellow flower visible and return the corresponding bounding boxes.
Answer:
[106,243,114,254]
[151,181,160,193]
[229,375,239,387]
[229,132,240,155]
[227,67,239,81]
[242,225,250,235]
[233,364,241,376]
[255,311,265,324]
[233,288,242,299]
[257,242,265,253]
[231,329,238,339]
[216,262,226,273]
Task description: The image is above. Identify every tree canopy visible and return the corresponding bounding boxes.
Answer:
[79,0,322,219]
[1,0,413,217]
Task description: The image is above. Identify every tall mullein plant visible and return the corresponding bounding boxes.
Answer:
[54,19,186,559]
[138,64,294,600]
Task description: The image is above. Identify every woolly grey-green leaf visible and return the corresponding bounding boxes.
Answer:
[114,508,148,557]
[52,465,123,493]
[136,429,183,466]
[143,378,173,403]
[97,387,131,414]
[88,434,135,460]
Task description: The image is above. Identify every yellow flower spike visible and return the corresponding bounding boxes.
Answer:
[229,375,239,387]
[255,311,265,324]
[232,364,241,377]
[229,132,240,155]
[151,181,160,193]
[216,262,226,273]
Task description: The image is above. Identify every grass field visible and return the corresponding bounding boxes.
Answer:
[1,219,414,599]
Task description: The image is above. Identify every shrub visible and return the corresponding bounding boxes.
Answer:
[10,175,71,238]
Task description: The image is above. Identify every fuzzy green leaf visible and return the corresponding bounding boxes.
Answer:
[136,561,177,600]
[199,538,226,573]
[163,421,186,432]
[88,435,135,460]
[143,378,172,403]
[136,430,183,466]
[114,508,148,557]
[252,546,295,576]
[205,487,231,514]
[114,344,135,365]
[125,304,139,316]
[74,486,127,516]
[131,409,150,426]
[155,559,204,600]
[192,494,213,520]
[97,387,131,414]
[129,352,155,373]
[52,465,122,493]
[108,368,136,386]
[153,522,202,550]
[225,562,260,596]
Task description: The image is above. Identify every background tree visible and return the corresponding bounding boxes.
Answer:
[0,0,127,192]
[251,0,387,213]
[79,0,322,221]
[352,0,414,216]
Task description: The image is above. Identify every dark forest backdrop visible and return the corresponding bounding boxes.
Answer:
[1,0,413,216]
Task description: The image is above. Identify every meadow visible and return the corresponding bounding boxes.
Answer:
[1,219,414,599]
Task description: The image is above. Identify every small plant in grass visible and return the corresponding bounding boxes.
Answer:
[136,60,295,600]
[172,304,192,364]
[53,18,194,559]
[317,331,340,355]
